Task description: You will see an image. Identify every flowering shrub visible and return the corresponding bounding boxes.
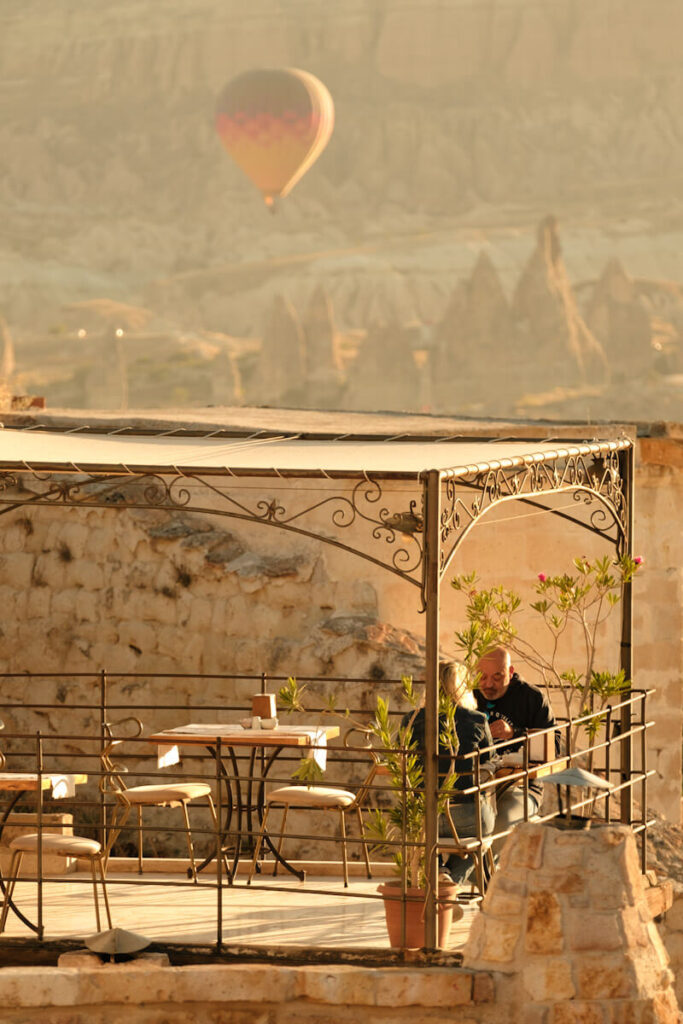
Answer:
[451,553,643,747]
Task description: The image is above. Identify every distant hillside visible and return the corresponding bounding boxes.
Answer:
[1,0,682,420]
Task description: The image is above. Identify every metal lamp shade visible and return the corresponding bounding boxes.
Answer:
[540,766,612,790]
[85,927,152,957]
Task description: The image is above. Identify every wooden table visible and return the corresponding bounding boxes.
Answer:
[148,724,340,882]
[492,756,569,790]
[0,772,88,933]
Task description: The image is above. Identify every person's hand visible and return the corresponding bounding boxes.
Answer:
[489,719,514,741]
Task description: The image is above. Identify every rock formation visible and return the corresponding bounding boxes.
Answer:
[301,284,344,407]
[209,346,243,407]
[512,215,610,393]
[0,315,14,408]
[345,319,419,412]
[585,259,654,379]
[430,253,514,414]
[251,294,306,407]
[463,822,680,1022]
[2,1,683,420]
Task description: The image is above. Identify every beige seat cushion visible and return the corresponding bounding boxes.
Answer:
[123,783,212,806]
[266,786,356,809]
[10,833,102,857]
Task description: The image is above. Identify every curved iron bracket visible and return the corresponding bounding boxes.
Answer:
[437,448,628,586]
[0,469,425,591]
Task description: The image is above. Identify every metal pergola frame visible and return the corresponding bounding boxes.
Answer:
[0,423,635,949]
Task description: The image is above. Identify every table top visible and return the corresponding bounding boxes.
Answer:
[0,772,88,792]
[148,723,340,748]
[494,757,569,782]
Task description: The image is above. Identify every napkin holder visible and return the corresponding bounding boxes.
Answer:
[252,693,277,719]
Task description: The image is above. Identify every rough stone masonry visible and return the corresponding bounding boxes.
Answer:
[463,822,680,1023]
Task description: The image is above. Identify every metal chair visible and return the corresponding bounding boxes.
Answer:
[438,797,496,900]
[0,832,112,934]
[247,726,380,887]
[100,718,218,881]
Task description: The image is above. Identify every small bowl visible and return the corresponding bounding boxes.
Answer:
[260,717,279,730]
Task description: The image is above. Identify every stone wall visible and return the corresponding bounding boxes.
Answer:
[659,891,683,1009]
[633,436,683,823]
[0,960,501,1024]
[462,823,681,1022]
[0,825,680,1022]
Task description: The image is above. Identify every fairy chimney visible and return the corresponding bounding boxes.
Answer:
[466,252,511,353]
[463,822,680,1022]
[210,347,243,407]
[430,253,515,413]
[512,216,610,392]
[253,294,306,406]
[302,284,343,407]
[346,318,417,412]
[585,259,654,378]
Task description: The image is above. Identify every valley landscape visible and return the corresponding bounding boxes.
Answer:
[1,0,682,421]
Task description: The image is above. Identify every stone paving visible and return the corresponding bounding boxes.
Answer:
[0,866,478,952]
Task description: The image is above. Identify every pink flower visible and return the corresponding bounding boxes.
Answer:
[634,556,643,565]
[537,573,547,582]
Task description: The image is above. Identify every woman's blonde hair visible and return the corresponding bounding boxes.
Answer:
[438,660,477,710]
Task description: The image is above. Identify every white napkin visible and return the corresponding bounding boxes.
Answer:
[305,728,327,771]
[157,744,180,769]
[49,774,77,799]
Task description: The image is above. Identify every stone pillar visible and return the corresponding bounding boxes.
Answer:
[462,822,680,1023]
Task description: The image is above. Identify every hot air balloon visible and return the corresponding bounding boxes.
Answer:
[215,68,334,210]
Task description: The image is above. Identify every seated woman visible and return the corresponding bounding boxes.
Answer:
[403,660,498,884]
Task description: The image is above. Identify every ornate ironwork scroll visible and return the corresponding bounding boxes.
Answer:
[0,469,425,590]
[0,443,631,616]
[438,448,628,583]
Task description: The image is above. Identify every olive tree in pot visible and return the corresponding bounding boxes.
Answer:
[279,676,461,949]
[366,686,462,949]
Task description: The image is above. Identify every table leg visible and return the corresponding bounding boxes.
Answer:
[191,747,236,882]
[254,747,305,882]
[224,745,246,883]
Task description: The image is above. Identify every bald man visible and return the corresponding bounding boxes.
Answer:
[475,647,556,852]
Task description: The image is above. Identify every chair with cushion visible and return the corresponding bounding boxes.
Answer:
[247,726,380,888]
[101,718,218,881]
[0,832,112,933]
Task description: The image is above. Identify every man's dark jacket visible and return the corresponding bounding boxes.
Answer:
[474,673,558,795]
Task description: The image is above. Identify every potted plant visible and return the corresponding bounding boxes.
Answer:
[278,676,462,949]
[365,685,462,948]
[451,552,643,833]
[451,553,643,753]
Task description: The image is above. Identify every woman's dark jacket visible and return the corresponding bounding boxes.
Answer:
[402,705,495,794]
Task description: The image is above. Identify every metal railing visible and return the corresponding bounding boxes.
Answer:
[0,672,653,960]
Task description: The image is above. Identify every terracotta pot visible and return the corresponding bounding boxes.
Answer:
[377,881,459,949]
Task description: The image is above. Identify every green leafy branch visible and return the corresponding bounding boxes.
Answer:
[451,554,642,748]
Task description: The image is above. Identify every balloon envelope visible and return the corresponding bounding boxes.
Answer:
[215,68,334,206]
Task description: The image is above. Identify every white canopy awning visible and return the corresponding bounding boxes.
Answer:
[0,426,630,480]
